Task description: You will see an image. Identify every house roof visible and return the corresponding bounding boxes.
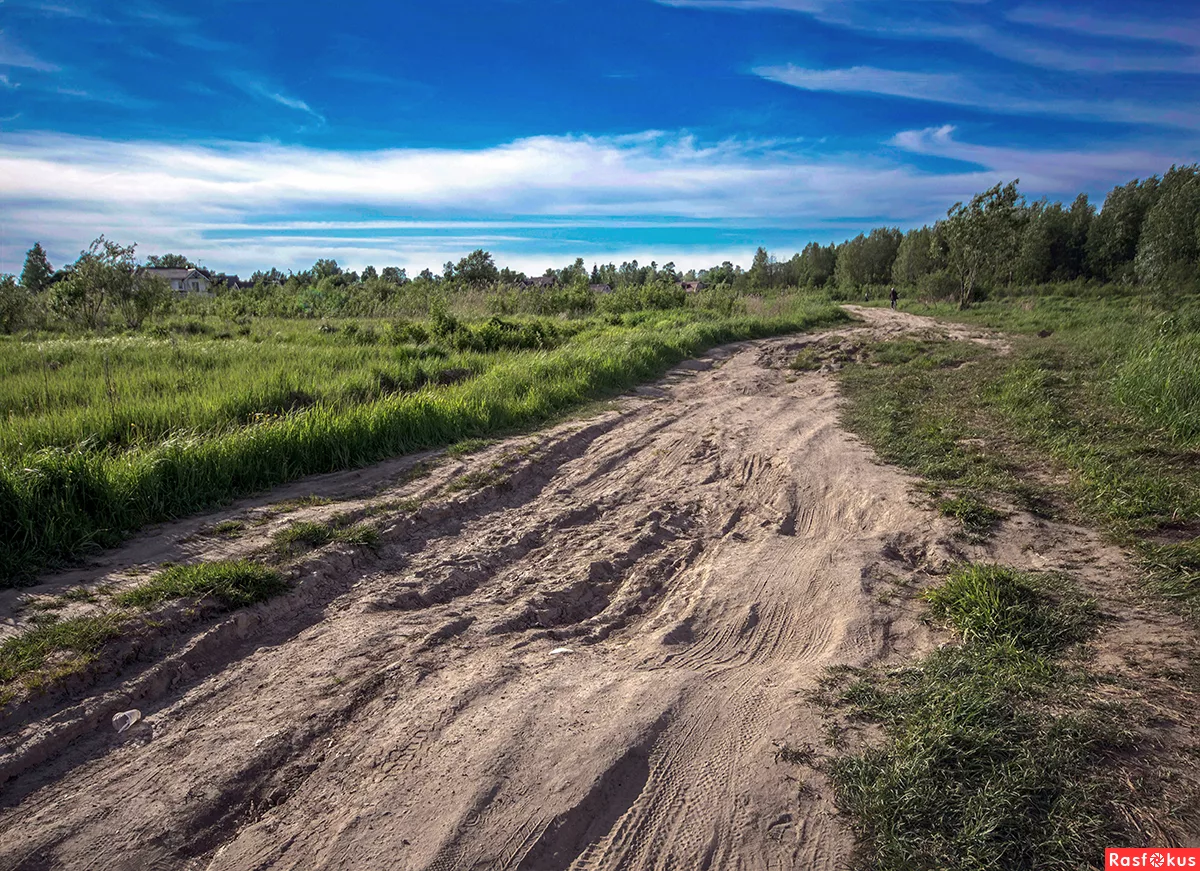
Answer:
[143,267,209,281]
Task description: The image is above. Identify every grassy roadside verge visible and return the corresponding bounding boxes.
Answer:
[803,295,1200,867]
[0,303,848,585]
[835,300,1200,615]
[812,564,1139,870]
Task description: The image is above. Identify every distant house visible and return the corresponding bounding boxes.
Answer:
[589,283,613,294]
[216,274,255,290]
[143,267,213,295]
[679,280,706,293]
[522,275,558,289]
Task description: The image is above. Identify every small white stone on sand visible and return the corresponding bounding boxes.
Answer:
[549,647,573,655]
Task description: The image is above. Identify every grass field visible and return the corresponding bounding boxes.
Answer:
[0,298,848,584]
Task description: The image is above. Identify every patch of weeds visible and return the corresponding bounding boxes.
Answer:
[923,564,1097,653]
[366,496,424,516]
[115,561,287,610]
[1138,537,1200,615]
[790,347,824,372]
[0,612,128,685]
[446,437,497,457]
[774,741,818,765]
[273,519,380,554]
[826,647,1132,871]
[336,523,379,547]
[212,519,245,537]
[272,494,333,513]
[273,520,333,552]
[936,494,1005,541]
[445,468,509,494]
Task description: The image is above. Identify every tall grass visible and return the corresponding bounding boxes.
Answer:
[0,316,574,457]
[0,303,847,584]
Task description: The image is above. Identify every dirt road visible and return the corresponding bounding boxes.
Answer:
[0,307,1178,870]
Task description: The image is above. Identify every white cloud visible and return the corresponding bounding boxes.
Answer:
[0,129,1190,275]
[755,64,1200,129]
[890,124,1173,191]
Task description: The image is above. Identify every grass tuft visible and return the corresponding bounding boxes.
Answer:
[0,612,128,684]
[936,494,1004,540]
[272,520,333,552]
[272,519,379,553]
[114,560,287,610]
[923,564,1096,653]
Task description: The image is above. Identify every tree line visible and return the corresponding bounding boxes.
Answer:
[2,163,1197,331]
[747,164,1199,308]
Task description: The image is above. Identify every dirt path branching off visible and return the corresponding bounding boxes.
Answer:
[0,307,1196,870]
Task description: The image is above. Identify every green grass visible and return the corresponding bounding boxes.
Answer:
[0,612,128,685]
[936,494,1005,541]
[212,519,244,537]
[272,519,379,553]
[922,565,1097,653]
[114,560,287,609]
[819,565,1129,871]
[837,296,1200,611]
[0,301,848,585]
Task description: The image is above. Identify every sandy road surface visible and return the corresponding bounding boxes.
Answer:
[1,307,1185,870]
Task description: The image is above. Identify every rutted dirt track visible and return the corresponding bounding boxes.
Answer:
[1,307,1193,869]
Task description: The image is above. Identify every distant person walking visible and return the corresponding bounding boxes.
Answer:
[889,287,898,310]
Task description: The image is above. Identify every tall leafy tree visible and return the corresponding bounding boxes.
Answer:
[144,253,195,269]
[796,242,837,288]
[1135,164,1200,286]
[0,274,29,333]
[748,246,772,289]
[360,265,378,282]
[1086,177,1160,281]
[454,249,500,287]
[892,227,943,288]
[380,267,407,285]
[941,181,1023,309]
[20,243,54,293]
[312,259,342,280]
[52,236,170,329]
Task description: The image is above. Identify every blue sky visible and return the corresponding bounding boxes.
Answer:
[0,0,1196,276]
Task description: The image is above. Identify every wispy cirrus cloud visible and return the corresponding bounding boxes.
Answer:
[1,129,1189,275]
[890,124,1173,191]
[1006,7,1200,48]
[52,84,154,109]
[755,64,1200,129]
[658,0,1200,74]
[0,31,59,71]
[230,77,326,123]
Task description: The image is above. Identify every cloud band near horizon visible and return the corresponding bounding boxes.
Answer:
[0,128,1189,277]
